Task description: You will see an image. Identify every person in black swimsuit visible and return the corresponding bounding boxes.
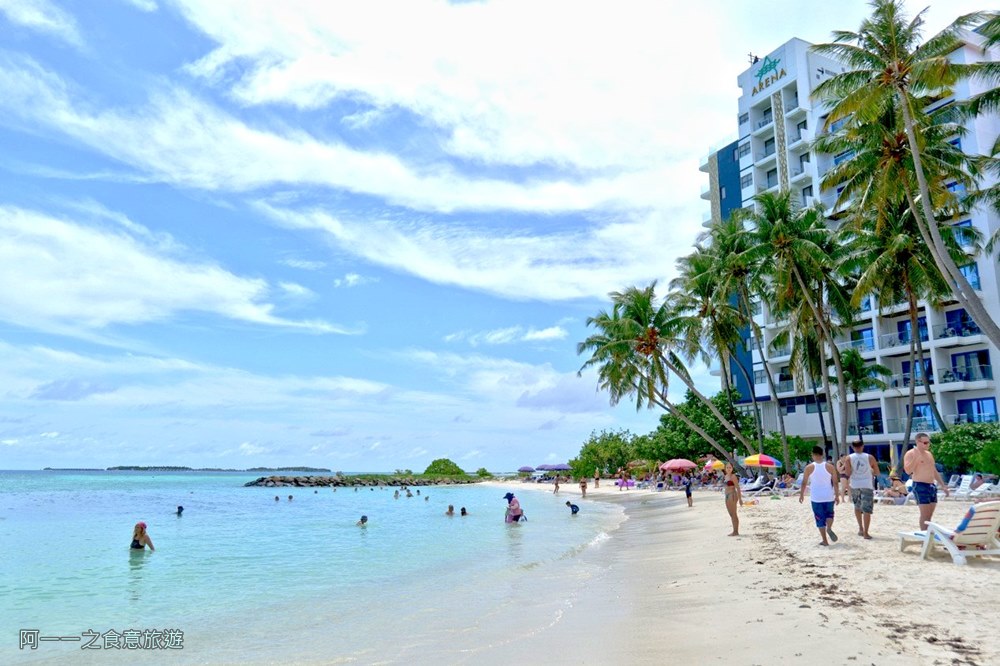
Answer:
[130,522,154,551]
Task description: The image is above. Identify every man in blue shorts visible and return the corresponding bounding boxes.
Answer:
[799,445,841,546]
[903,432,950,530]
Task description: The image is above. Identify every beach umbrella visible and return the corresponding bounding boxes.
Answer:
[517,466,535,473]
[743,454,782,468]
[549,463,571,471]
[703,460,725,471]
[536,464,551,471]
[626,459,649,469]
[660,458,697,471]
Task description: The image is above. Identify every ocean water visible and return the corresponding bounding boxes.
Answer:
[0,471,625,664]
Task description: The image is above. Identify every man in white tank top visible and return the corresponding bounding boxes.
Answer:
[799,445,841,546]
[844,441,879,539]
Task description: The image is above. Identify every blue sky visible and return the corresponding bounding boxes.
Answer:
[0,0,983,470]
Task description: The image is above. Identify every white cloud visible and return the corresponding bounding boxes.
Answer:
[333,272,376,288]
[260,204,682,301]
[1,438,19,445]
[239,441,268,455]
[447,325,568,346]
[278,282,314,299]
[0,0,83,47]
[281,258,326,271]
[0,205,354,336]
[0,53,690,215]
[40,431,60,438]
[121,0,156,11]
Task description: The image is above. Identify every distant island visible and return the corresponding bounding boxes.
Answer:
[43,466,332,472]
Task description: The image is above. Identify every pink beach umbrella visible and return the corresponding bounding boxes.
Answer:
[660,459,697,472]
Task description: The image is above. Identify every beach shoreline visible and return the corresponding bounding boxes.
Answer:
[481,479,997,665]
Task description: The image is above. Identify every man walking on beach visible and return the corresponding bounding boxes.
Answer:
[800,446,840,546]
[903,432,950,530]
[844,441,878,539]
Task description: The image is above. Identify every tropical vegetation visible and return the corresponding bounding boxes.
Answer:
[577,1,1000,471]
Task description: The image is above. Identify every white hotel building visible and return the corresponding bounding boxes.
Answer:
[700,34,1000,457]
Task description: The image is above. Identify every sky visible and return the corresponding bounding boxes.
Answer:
[0,0,986,471]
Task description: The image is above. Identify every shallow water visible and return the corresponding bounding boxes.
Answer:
[0,471,623,663]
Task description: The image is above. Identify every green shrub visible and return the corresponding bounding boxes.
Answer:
[930,423,1000,472]
[971,439,1000,476]
[475,467,491,477]
[424,458,466,475]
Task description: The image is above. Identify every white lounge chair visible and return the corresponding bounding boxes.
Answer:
[971,483,1000,499]
[951,475,975,500]
[898,501,1000,565]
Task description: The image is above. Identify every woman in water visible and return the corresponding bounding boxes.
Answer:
[503,492,523,523]
[723,462,742,536]
[130,522,154,551]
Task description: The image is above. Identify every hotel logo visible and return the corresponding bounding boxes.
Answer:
[752,55,786,96]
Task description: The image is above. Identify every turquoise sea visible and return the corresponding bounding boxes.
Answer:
[0,471,625,664]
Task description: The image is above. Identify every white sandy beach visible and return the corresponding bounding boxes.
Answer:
[483,479,999,665]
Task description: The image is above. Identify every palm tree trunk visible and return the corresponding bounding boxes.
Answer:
[854,391,864,445]
[810,374,830,447]
[740,287,789,458]
[907,289,947,432]
[903,335,917,448]
[792,266,848,457]
[731,351,765,450]
[819,337,840,457]
[648,393,737,467]
[898,95,1000,349]
[662,357,754,452]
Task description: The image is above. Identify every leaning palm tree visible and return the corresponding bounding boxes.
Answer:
[840,200,956,442]
[710,212,790,460]
[812,0,1000,349]
[744,191,852,457]
[828,348,890,446]
[577,285,752,462]
[669,247,759,447]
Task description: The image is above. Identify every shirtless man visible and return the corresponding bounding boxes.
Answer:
[903,432,950,530]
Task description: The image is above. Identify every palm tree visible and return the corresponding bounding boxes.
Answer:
[839,200,955,443]
[669,247,759,447]
[828,348,890,445]
[812,0,1000,350]
[577,284,753,462]
[744,191,852,458]
[710,213,790,461]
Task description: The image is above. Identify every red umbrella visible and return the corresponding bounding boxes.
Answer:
[660,459,697,472]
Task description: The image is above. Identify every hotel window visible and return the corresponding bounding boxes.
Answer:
[901,358,933,384]
[857,408,883,433]
[801,184,813,206]
[909,404,936,428]
[761,108,773,124]
[952,220,973,247]
[753,369,768,385]
[749,300,762,316]
[952,350,991,381]
[739,112,749,125]
[956,397,997,424]
[897,317,927,343]
[763,137,775,156]
[795,120,807,140]
[738,142,751,158]
[945,309,979,336]
[766,169,778,189]
[959,262,981,290]
[720,185,726,199]
[850,328,874,351]
[806,399,828,414]
[799,152,811,168]
[946,181,967,195]
[834,150,855,165]
[740,173,753,189]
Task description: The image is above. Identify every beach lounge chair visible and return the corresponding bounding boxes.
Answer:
[946,474,961,490]
[951,475,975,500]
[971,483,1000,499]
[898,501,1000,565]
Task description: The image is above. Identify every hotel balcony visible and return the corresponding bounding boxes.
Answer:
[885,372,933,390]
[944,413,999,426]
[700,183,711,200]
[931,323,984,346]
[753,117,775,136]
[936,364,993,388]
[847,421,884,436]
[884,417,942,434]
[789,164,810,182]
[836,338,875,354]
[776,378,796,394]
[878,330,928,356]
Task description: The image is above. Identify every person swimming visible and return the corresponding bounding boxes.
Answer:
[357,515,368,527]
[176,506,184,516]
[288,495,293,501]
[130,522,154,551]
[274,496,280,502]
[445,505,455,516]
[565,501,580,515]
[460,507,467,516]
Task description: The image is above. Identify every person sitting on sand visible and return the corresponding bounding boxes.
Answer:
[565,501,579,515]
[460,507,467,516]
[130,522,154,551]
[885,474,908,498]
[503,492,524,523]
[445,505,455,516]
[357,515,368,527]
[800,446,840,546]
